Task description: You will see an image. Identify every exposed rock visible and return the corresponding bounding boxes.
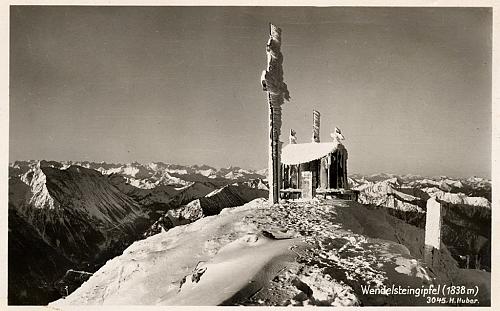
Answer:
[144,184,268,237]
[22,162,59,210]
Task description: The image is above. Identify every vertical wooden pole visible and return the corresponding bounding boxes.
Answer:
[340,152,343,188]
[344,149,349,189]
[283,165,286,189]
[268,99,278,204]
[285,165,289,188]
[262,23,290,205]
[267,100,282,204]
[312,110,321,143]
[327,154,331,189]
[297,165,300,197]
[340,152,344,188]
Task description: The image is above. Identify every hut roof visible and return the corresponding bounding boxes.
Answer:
[281,142,339,165]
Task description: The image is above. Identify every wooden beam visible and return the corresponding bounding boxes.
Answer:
[262,23,290,205]
[327,154,331,189]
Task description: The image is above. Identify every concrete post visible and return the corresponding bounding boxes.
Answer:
[424,197,442,266]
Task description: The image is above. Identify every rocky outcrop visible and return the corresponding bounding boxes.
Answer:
[144,184,268,237]
[238,178,269,190]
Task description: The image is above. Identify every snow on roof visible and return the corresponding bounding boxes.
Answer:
[281,142,338,165]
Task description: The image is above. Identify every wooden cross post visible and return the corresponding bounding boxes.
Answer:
[261,23,290,205]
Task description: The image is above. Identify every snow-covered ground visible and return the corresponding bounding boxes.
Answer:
[51,197,490,306]
[52,199,295,305]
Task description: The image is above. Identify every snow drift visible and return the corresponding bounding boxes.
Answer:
[51,198,490,306]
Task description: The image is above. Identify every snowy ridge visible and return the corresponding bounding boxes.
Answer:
[52,199,269,305]
[422,187,491,208]
[353,178,425,213]
[51,198,490,306]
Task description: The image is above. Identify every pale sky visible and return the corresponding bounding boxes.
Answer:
[9,6,491,178]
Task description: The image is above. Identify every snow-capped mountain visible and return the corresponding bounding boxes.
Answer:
[9,161,491,305]
[350,173,491,272]
[351,174,491,210]
[54,161,266,182]
[10,162,149,258]
[354,177,426,213]
[8,160,268,305]
[8,161,151,304]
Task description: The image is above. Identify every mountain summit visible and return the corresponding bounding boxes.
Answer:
[52,198,490,306]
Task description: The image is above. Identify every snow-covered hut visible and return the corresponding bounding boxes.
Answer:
[280,111,351,199]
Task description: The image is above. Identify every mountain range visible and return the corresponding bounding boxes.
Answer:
[349,174,491,271]
[8,160,491,305]
[8,160,268,305]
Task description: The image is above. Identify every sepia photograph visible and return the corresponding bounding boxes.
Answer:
[5,4,494,307]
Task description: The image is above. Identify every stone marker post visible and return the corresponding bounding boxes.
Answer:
[301,171,314,199]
